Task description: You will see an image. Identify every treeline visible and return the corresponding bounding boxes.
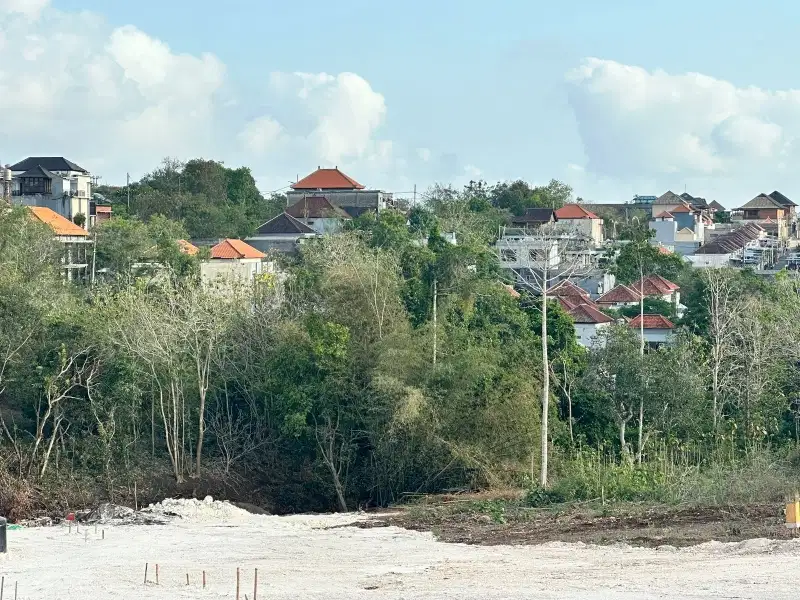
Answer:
[4,177,800,517]
[95,158,285,239]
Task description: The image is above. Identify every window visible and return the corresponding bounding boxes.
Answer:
[501,249,517,262]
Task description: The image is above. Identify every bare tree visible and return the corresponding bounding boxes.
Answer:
[702,268,743,435]
[496,223,591,487]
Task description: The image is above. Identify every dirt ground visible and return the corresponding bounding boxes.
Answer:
[362,498,793,547]
[2,502,800,599]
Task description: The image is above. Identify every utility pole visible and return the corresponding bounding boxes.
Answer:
[413,184,417,208]
[126,173,131,212]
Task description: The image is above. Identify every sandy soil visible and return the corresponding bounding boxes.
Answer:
[1,508,799,599]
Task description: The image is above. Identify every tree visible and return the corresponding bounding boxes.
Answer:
[94,218,152,284]
[496,222,590,487]
[612,241,686,284]
[702,269,743,434]
[582,326,651,461]
[490,179,573,215]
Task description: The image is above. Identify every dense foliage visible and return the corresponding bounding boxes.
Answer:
[4,172,800,517]
[95,158,285,239]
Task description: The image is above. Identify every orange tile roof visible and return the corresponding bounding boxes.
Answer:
[177,239,199,256]
[291,167,365,190]
[569,303,614,325]
[654,211,674,219]
[502,284,521,298]
[670,204,692,213]
[28,206,88,237]
[555,204,600,220]
[211,238,266,259]
[629,314,675,330]
[596,284,642,304]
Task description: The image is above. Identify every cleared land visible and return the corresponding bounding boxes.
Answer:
[0,500,798,599]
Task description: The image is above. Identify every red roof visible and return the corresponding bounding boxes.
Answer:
[177,239,199,256]
[502,284,521,298]
[569,303,614,325]
[670,204,692,213]
[657,246,672,255]
[291,167,364,190]
[95,206,112,214]
[655,211,674,219]
[557,296,580,311]
[631,274,680,296]
[596,284,642,304]
[555,204,600,220]
[29,206,88,237]
[628,314,675,330]
[548,280,591,299]
[211,238,266,260]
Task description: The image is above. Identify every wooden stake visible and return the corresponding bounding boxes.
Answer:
[202,570,206,588]
[186,573,190,586]
[236,567,240,600]
[102,529,105,540]
[144,563,148,585]
[253,568,258,600]
[68,522,71,534]
[1,575,5,600]
[155,564,159,585]
[84,530,88,544]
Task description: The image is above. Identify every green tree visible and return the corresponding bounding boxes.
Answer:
[612,241,687,284]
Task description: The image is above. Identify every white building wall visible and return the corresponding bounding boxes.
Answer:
[574,322,610,347]
[643,329,672,344]
[686,254,733,268]
[201,258,264,289]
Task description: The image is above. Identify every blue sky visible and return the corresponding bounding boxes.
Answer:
[5,0,800,207]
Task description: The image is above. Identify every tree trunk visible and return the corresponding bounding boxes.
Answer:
[195,387,206,478]
[540,283,549,488]
[637,398,644,465]
[432,277,437,366]
[637,266,645,465]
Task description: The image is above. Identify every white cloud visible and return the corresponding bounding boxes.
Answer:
[0,11,226,176]
[565,58,800,181]
[259,71,388,164]
[238,116,283,154]
[0,0,49,19]
[0,3,475,192]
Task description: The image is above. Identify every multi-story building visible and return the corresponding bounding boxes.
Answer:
[286,167,394,218]
[9,157,93,228]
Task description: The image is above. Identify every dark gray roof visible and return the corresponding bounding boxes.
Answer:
[694,223,763,254]
[255,212,316,235]
[768,191,797,207]
[10,157,87,173]
[286,195,351,219]
[681,192,709,209]
[654,191,685,205]
[18,165,55,179]
[511,208,558,225]
[737,194,784,211]
[708,200,726,212]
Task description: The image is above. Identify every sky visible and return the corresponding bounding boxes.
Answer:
[3,0,800,206]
